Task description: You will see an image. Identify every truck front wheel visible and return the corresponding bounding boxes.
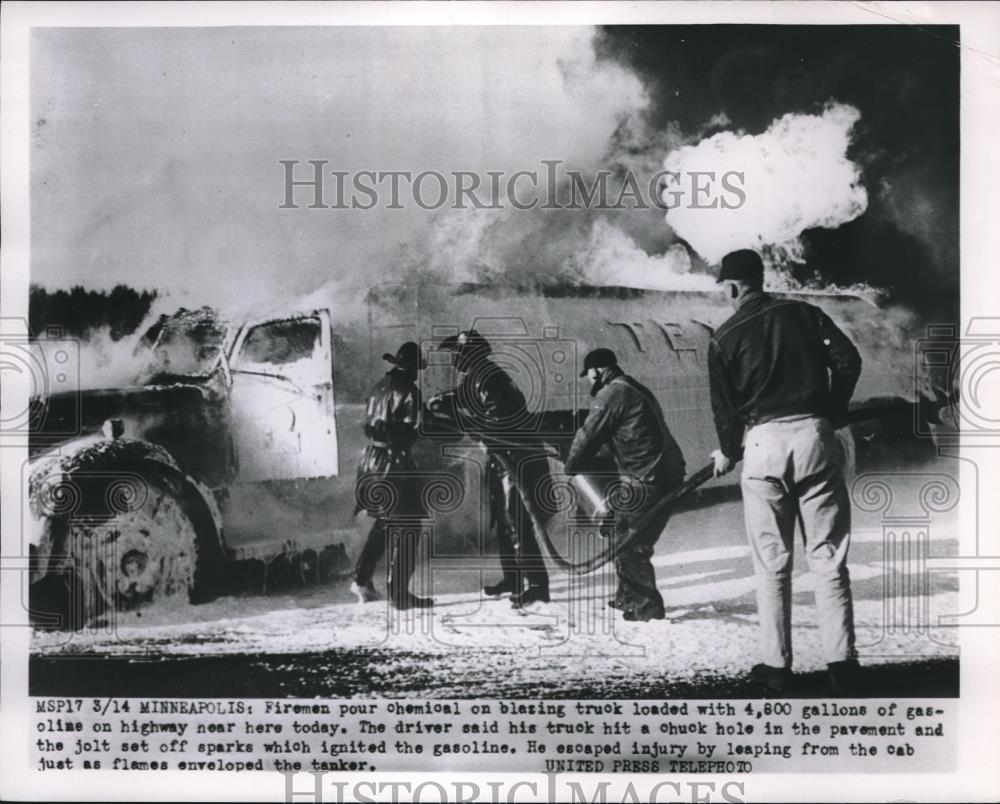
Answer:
[55,474,202,626]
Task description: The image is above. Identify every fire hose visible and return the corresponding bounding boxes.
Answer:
[488,395,953,574]
[426,387,952,575]
[491,449,721,575]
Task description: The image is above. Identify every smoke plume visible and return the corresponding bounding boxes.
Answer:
[389,207,715,292]
[31,25,959,323]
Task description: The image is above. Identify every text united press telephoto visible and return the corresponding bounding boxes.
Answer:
[2,3,998,803]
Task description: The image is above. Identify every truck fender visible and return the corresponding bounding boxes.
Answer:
[29,438,225,587]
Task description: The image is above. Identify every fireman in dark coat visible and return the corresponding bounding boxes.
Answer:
[352,341,433,610]
[434,330,551,609]
[565,348,686,621]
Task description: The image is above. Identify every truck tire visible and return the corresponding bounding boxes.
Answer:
[48,473,203,628]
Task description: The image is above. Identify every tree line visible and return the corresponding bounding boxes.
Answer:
[29,284,158,340]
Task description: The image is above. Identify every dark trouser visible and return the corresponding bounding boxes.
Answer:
[353,454,426,602]
[489,454,549,593]
[353,518,388,586]
[353,519,422,603]
[612,477,680,619]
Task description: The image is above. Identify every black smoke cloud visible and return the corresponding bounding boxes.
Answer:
[594,25,959,320]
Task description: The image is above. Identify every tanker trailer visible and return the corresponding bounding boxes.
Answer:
[363,282,949,562]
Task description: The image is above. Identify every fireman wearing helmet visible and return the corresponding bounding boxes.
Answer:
[432,330,551,609]
[352,341,433,610]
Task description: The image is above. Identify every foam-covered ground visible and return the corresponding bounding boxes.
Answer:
[31,493,960,698]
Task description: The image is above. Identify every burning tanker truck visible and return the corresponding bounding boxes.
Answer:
[27,283,950,628]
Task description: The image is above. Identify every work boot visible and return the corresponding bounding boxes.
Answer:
[622,606,665,622]
[749,663,792,693]
[484,578,519,597]
[353,520,388,590]
[828,659,862,696]
[511,586,550,609]
[392,592,435,610]
[608,582,628,610]
[350,580,378,603]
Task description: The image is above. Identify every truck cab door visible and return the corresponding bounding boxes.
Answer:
[228,310,339,481]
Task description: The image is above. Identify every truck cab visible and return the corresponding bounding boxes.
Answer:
[27,307,350,627]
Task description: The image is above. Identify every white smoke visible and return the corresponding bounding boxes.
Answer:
[75,295,181,390]
[662,103,869,264]
[576,219,716,290]
[390,208,717,291]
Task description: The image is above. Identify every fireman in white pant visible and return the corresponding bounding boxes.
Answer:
[742,416,855,670]
[708,249,863,694]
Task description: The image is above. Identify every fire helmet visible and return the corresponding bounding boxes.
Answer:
[438,329,492,372]
[382,341,427,371]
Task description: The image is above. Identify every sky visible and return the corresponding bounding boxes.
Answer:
[30,24,959,319]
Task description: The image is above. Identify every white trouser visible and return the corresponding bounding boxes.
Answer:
[741,415,856,668]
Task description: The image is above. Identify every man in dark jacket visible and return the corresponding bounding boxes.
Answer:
[565,349,686,621]
[352,341,433,610]
[435,330,551,609]
[708,249,862,694]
